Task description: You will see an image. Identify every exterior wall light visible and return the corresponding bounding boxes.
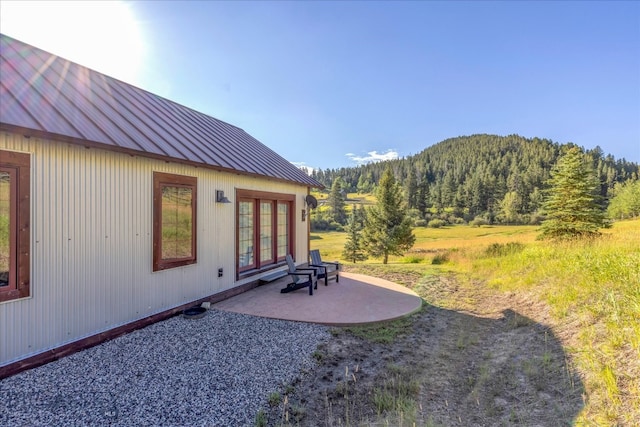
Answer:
[216,190,231,203]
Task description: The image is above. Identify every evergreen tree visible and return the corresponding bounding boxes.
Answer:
[417,177,430,217]
[342,205,368,263]
[528,187,544,213]
[356,172,373,194]
[405,168,419,209]
[539,147,609,240]
[362,167,415,264]
[327,178,347,225]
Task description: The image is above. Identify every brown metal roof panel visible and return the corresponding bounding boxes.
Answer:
[172,107,251,170]
[0,81,44,131]
[113,83,215,164]
[157,97,261,172]
[88,77,187,158]
[3,45,119,144]
[13,41,180,157]
[176,110,246,168]
[80,72,169,152]
[195,114,272,174]
[1,34,321,187]
[140,88,254,171]
[1,64,88,139]
[52,58,188,158]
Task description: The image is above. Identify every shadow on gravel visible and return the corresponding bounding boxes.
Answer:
[273,304,586,426]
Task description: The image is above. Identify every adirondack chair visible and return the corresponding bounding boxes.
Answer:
[280,254,317,295]
[309,249,340,286]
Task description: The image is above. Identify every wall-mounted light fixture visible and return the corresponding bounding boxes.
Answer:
[216,190,231,203]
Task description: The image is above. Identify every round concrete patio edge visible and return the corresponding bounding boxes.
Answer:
[213,272,424,326]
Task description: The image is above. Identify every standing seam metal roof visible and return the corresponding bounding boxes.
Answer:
[0,34,321,188]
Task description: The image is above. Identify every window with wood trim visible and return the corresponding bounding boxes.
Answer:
[0,150,30,303]
[153,172,197,272]
[236,190,294,275]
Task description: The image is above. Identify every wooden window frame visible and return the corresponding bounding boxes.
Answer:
[153,172,197,272]
[0,150,30,303]
[236,189,295,277]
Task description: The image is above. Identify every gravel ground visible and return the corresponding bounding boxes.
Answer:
[0,309,331,426]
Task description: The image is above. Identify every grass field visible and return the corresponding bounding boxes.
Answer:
[310,219,640,425]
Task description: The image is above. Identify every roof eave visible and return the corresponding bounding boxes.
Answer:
[0,123,324,189]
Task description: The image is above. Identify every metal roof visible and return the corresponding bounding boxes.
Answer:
[0,34,321,188]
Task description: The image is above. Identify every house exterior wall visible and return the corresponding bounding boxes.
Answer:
[0,132,310,367]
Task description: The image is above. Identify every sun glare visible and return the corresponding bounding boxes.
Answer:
[0,0,146,85]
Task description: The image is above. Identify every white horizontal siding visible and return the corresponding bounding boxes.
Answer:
[0,132,310,366]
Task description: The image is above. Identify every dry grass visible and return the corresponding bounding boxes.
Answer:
[309,219,640,424]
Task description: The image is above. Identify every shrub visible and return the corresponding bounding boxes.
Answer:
[432,251,450,264]
[484,242,526,257]
[470,216,489,227]
[401,255,424,264]
[529,213,545,225]
[414,219,428,227]
[428,219,447,228]
[267,392,281,406]
[328,221,344,231]
[449,216,465,225]
[310,218,330,231]
[310,218,344,231]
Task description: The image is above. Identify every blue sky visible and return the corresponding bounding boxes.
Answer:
[2,1,639,169]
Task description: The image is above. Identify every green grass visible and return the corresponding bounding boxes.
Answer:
[311,224,539,265]
[373,364,420,420]
[311,218,640,424]
[339,314,415,344]
[467,219,640,424]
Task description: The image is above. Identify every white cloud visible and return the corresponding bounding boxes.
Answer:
[346,149,399,165]
[291,162,316,175]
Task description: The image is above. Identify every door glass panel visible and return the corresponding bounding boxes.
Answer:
[277,203,288,258]
[238,201,254,268]
[260,202,273,262]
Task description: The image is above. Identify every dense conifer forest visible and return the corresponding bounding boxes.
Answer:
[309,134,639,224]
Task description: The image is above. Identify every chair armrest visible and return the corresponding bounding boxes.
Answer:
[322,261,340,269]
[288,268,318,276]
[286,271,313,279]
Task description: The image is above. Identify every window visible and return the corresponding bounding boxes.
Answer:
[236,190,294,275]
[153,172,197,272]
[1,150,30,303]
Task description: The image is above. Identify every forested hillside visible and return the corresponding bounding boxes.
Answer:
[310,134,639,223]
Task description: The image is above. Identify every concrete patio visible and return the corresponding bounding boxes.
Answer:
[213,272,423,326]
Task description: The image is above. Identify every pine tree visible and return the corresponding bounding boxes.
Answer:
[405,168,418,209]
[342,205,368,263]
[417,176,430,217]
[539,146,609,240]
[327,178,347,225]
[362,167,415,264]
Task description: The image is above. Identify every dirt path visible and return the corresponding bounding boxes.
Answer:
[265,269,584,426]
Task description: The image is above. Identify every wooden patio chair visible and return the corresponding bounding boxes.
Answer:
[309,249,340,286]
[280,254,317,295]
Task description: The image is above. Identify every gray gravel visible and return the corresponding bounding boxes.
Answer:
[0,309,331,426]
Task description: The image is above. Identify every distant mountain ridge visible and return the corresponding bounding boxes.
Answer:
[310,134,639,221]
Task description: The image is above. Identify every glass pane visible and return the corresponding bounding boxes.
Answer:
[277,203,288,258]
[238,201,254,268]
[0,171,10,287]
[260,202,273,262]
[161,186,193,260]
